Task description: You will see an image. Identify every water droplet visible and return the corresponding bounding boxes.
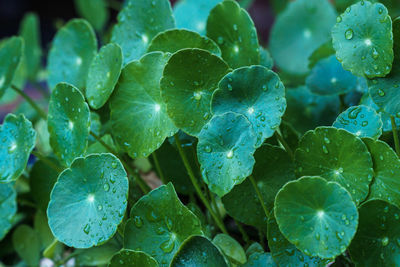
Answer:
[160,236,175,253]
[97,205,103,211]
[103,183,110,192]
[83,224,90,234]
[372,48,379,59]
[111,162,117,169]
[322,145,329,154]
[378,89,385,96]
[226,150,234,159]
[337,16,342,23]
[205,146,212,153]
[345,29,354,40]
[362,121,368,126]
[233,24,238,31]
[382,237,389,246]
[133,216,143,228]
[324,137,330,144]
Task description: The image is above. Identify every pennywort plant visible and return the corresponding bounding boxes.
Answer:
[1,0,400,266]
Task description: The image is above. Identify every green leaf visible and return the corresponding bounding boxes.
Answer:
[18,13,41,81]
[75,238,121,266]
[0,36,23,98]
[148,29,221,56]
[86,43,123,109]
[222,144,296,229]
[47,153,128,248]
[306,55,358,96]
[206,0,259,69]
[197,112,257,197]
[48,83,90,166]
[109,249,158,267]
[34,119,52,156]
[363,138,400,207]
[170,235,228,267]
[267,212,329,267]
[111,0,175,64]
[295,127,373,205]
[269,0,337,75]
[308,40,335,69]
[160,48,229,136]
[33,210,54,249]
[0,183,17,240]
[240,252,277,267]
[213,234,246,265]
[88,112,102,144]
[260,47,273,69]
[0,113,36,182]
[333,105,383,139]
[47,19,97,91]
[274,176,358,259]
[12,225,41,267]
[124,183,202,265]
[349,199,400,266]
[331,1,393,78]
[212,65,286,147]
[86,134,116,155]
[74,0,109,31]
[110,52,177,158]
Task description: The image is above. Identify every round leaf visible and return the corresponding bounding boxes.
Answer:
[331,1,393,78]
[48,83,90,166]
[47,153,128,248]
[349,200,400,266]
[170,235,228,267]
[12,225,41,267]
[74,0,109,31]
[86,43,123,109]
[111,0,175,64]
[109,250,158,267]
[333,105,383,139]
[206,0,259,69]
[147,29,221,56]
[110,52,177,159]
[241,252,277,267]
[0,36,23,98]
[0,183,16,240]
[213,234,246,265]
[0,113,36,182]
[295,127,373,204]
[197,112,257,197]
[160,48,229,136]
[274,176,358,259]
[212,65,286,147]
[124,183,202,265]
[47,19,97,91]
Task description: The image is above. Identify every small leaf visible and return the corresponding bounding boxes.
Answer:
[74,0,109,31]
[75,238,121,266]
[33,210,54,249]
[0,183,17,240]
[12,225,41,267]
[241,252,277,267]
[0,36,23,98]
[213,234,246,265]
[86,134,116,155]
[260,47,273,69]
[109,249,158,267]
[47,153,128,248]
[274,176,358,259]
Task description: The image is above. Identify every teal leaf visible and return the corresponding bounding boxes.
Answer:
[0,183,17,240]
[12,225,41,266]
[0,36,23,98]
[74,0,109,31]
[333,105,383,139]
[110,52,177,159]
[213,234,246,265]
[88,112,102,144]
[48,83,90,166]
[47,19,97,91]
[86,43,123,109]
[124,183,202,265]
[241,252,277,267]
[260,47,273,69]
[308,40,335,69]
[349,200,400,266]
[295,127,373,205]
[197,112,257,197]
[147,29,221,56]
[75,239,121,266]
[47,153,128,248]
[206,0,260,68]
[111,0,175,64]
[331,1,393,78]
[212,65,286,147]
[160,48,229,136]
[0,113,36,182]
[269,0,337,75]
[274,176,358,259]
[109,250,158,267]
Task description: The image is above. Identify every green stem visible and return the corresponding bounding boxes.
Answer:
[31,151,63,172]
[234,219,250,245]
[391,116,400,157]
[174,134,228,234]
[339,94,346,113]
[209,191,223,223]
[249,175,270,220]
[11,85,47,119]
[275,130,294,160]
[152,151,166,183]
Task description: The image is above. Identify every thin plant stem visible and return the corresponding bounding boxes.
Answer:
[11,85,47,119]
[391,116,400,157]
[152,151,166,183]
[249,175,270,220]
[209,191,223,223]
[174,134,228,234]
[275,130,294,160]
[234,219,250,246]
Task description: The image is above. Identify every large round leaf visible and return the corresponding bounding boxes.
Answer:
[170,235,228,267]
[0,113,36,183]
[363,138,400,207]
[349,200,400,266]
[333,105,383,139]
[160,48,229,136]
[124,183,202,265]
[269,0,337,75]
[331,1,393,78]
[86,43,123,109]
[222,144,295,229]
[111,0,175,64]
[110,52,177,159]
[147,29,221,56]
[0,183,16,240]
[212,65,286,147]
[74,0,109,31]
[206,0,259,68]
[197,112,257,197]
[47,19,97,91]
[295,127,373,205]
[47,153,128,248]
[12,224,41,267]
[213,234,246,265]
[0,36,23,98]
[109,250,158,267]
[48,83,90,167]
[274,176,358,259]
